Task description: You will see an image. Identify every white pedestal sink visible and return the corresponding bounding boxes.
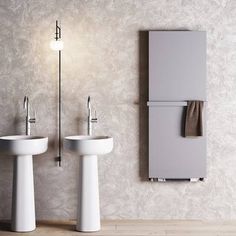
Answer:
[64,135,113,232]
[0,135,48,232]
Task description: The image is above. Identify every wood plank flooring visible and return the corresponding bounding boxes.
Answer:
[0,220,236,236]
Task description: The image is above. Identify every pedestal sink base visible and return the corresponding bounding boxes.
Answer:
[0,135,48,232]
[11,155,36,232]
[77,155,100,232]
[64,135,113,232]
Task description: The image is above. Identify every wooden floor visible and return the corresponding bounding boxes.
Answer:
[0,220,236,236]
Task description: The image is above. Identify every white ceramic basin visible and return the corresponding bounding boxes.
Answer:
[64,135,113,232]
[0,135,48,156]
[0,135,48,232]
[64,135,113,155]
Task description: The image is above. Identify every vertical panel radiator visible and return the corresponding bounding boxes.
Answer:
[148,31,206,182]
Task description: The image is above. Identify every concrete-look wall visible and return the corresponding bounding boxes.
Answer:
[0,0,236,220]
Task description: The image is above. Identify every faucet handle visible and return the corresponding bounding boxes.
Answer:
[29,118,36,123]
[29,109,36,123]
[94,110,97,119]
[91,110,98,123]
[33,109,36,119]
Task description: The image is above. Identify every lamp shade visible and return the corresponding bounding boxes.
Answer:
[50,40,64,51]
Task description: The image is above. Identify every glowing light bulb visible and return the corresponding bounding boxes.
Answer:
[50,39,64,51]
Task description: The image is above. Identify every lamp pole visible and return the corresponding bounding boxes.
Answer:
[51,20,63,167]
[57,20,62,167]
[58,47,62,167]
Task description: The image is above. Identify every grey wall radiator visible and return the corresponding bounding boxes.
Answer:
[148,31,206,182]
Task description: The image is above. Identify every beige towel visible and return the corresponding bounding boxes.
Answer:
[185,101,203,137]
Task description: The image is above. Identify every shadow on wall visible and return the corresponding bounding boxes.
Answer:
[138,31,149,181]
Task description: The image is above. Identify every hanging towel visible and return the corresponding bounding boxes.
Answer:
[185,101,203,137]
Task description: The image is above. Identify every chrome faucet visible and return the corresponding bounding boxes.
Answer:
[23,96,36,135]
[87,96,97,135]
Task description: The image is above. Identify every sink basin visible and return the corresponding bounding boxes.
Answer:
[0,135,48,155]
[0,135,48,232]
[64,135,113,155]
[64,135,113,232]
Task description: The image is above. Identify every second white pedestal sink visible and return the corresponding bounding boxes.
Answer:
[64,135,113,232]
[0,135,48,232]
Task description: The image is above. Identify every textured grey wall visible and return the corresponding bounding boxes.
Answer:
[0,0,235,220]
